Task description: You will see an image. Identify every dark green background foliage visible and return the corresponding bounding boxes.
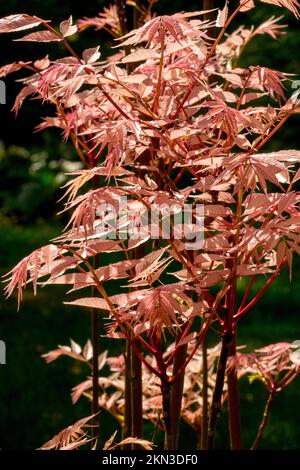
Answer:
[0,1,299,449]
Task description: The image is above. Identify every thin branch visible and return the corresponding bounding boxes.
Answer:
[251,389,275,450]
[200,333,208,450]
[207,331,233,449]
[170,320,211,384]
[235,258,287,319]
[238,275,255,313]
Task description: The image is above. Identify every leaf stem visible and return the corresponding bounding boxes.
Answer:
[162,381,172,450]
[124,340,133,439]
[200,333,208,450]
[170,340,187,449]
[152,24,165,114]
[251,389,275,450]
[235,258,287,319]
[91,305,99,446]
[207,331,233,449]
[130,339,143,448]
[226,332,242,449]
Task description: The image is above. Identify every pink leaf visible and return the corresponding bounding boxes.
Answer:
[254,15,287,39]
[34,56,50,70]
[39,414,96,450]
[15,30,62,42]
[292,168,300,185]
[71,379,92,404]
[216,0,228,28]
[136,285,190,331]
[0,61,31,78]
[0,14,45,33]
[65,290,149,311]
[12,85,35,115]
[3,244,62,309]
[260,0,300,19]
[82,46,101,64]
[60,16,77,38]
[121,48,159,64]
[204,205,233,217]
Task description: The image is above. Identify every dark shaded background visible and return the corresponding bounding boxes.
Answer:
[0,1,299,450]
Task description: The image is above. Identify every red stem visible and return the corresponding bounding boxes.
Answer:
[227,333,242,449]
[238,275,255,313]
[207,330,234,449]
[225,259,242,450]
[235,258,287,320]
[170,341,187,449]
[251,389,275,450]
[165,319,194,367]
[170,320,211,384]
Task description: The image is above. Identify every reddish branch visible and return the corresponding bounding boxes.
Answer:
[251,389,275,450]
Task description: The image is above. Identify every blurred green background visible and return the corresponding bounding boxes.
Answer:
[0,0,300,450]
